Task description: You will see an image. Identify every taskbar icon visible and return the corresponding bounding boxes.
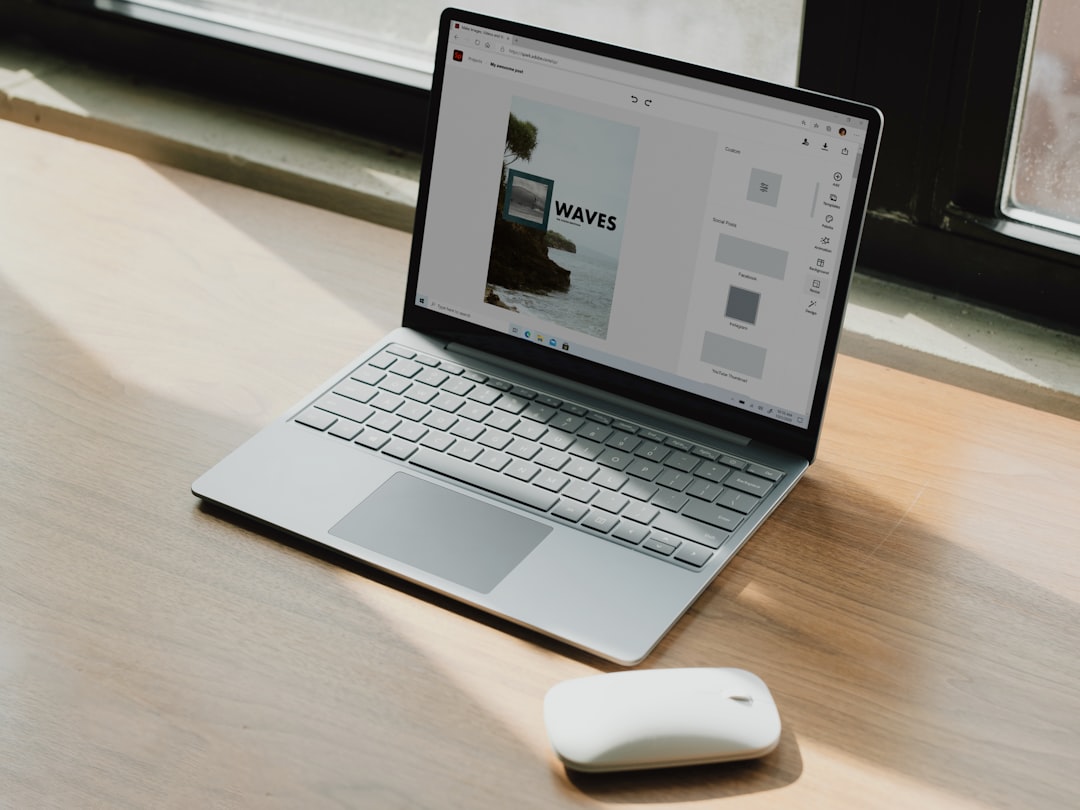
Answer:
[510,323,571,352]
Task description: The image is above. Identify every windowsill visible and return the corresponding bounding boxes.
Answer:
[0,36,422,232]
[3,35,1078,419]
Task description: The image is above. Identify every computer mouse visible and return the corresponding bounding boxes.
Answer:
[543,667,781,772]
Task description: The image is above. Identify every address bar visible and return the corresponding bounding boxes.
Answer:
[505,46,559,66]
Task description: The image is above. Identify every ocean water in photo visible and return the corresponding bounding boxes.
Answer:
[493,247,619,339]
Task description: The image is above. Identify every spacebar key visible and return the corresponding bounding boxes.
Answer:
[410,448,558,512]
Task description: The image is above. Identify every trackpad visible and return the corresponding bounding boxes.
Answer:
[329,473,551,594]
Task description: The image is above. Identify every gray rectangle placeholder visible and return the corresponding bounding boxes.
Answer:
[715,233,788,280]
[701,331,767,378]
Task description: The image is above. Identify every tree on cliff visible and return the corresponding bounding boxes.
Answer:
[504,114,538,170]
[486,113,571,294]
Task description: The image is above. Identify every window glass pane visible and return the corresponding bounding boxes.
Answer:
[141,0,803,86]
[1006,0,1080,234]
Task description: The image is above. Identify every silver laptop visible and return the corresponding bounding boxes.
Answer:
[193,8,882,665]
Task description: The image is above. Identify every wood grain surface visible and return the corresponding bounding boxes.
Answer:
[2,119,1077,809]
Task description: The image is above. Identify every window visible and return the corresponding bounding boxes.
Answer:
[801,0,1080,329]
[1004,0,1080,237]
[126,0,804,86]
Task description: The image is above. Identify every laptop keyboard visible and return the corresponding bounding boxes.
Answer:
[292,343,783,570]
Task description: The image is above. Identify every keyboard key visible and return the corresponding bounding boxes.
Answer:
[404,384,438,404]
[674,543,713,567]
[581,511,618,534]
[592,491,628,514]
[652,490,689,512]
[477,449,511,472]
[665,451,699,473]
[625,459,662,481]
[607,432,641,452]
[534,447,569,470]
[511,420,546,441]
[487,411,520,432]
[424,411,457,431]
[467,386,501,405]
[397,401,430,422]
[393,422,428,443]
[439,361,465,375]
[748,463,783,481]
[719,454,748,470]
[578,422,613,442]
[506,438,541,460]
[564,480,598,503]
[568,437,604,460]
[643,536,678,556]
[613,522,649,545]
[334,378,378,402]
[419,431,455,452]
[505,460,540,482]
[716,488,760,514]
[681,500,744,532]
[534,470,570,492]
[350,366,385,386]
[726,473,773,497]
[563,459,598,480]
[295,407,337,431]
[390,358,422,378]
[328,419,363,440]
[522,402,558,423]
[622,501,658,525]
[315,394,374,425]
[416,368,449,387]
[549,412,585,432]
[635,441,670,462]
[355,430,390,451]
[592,468,628,491]
[478,430,513,451]
[378,375,412,395]
[449,420,484,441]
[551,499,588,522]
[622,478,659,501]
[459,402,492,422]
[695,462,730,484]
[596,448,633,470]
[685,478,724,502]
[495,393,529,414]
[539,429,575,451]
[370,391,403,412]
[448,441,482,461]
[442,377,475,396]
[656,468,693,491]
[367,412,401,433]
[382,438,418,460]
[653,512,730,549]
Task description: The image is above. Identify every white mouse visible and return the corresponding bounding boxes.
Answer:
[543,667,781,772]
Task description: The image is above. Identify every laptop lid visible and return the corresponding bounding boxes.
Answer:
[404,8,882,462]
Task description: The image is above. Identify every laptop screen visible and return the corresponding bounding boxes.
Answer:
[410,10,880,435]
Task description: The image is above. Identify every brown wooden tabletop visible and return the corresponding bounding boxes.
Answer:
[2,119,1077,809]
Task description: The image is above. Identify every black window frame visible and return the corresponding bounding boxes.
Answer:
[801,0,1079,330]
[5,0,1077,330]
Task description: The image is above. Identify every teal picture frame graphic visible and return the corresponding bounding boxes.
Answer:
[503,169,554,230]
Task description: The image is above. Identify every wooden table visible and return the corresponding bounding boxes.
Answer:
[2,118,1078,809]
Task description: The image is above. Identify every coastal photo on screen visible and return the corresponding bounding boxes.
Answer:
[484,96,639,340]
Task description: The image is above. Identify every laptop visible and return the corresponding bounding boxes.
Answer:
[193,8,882,665]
